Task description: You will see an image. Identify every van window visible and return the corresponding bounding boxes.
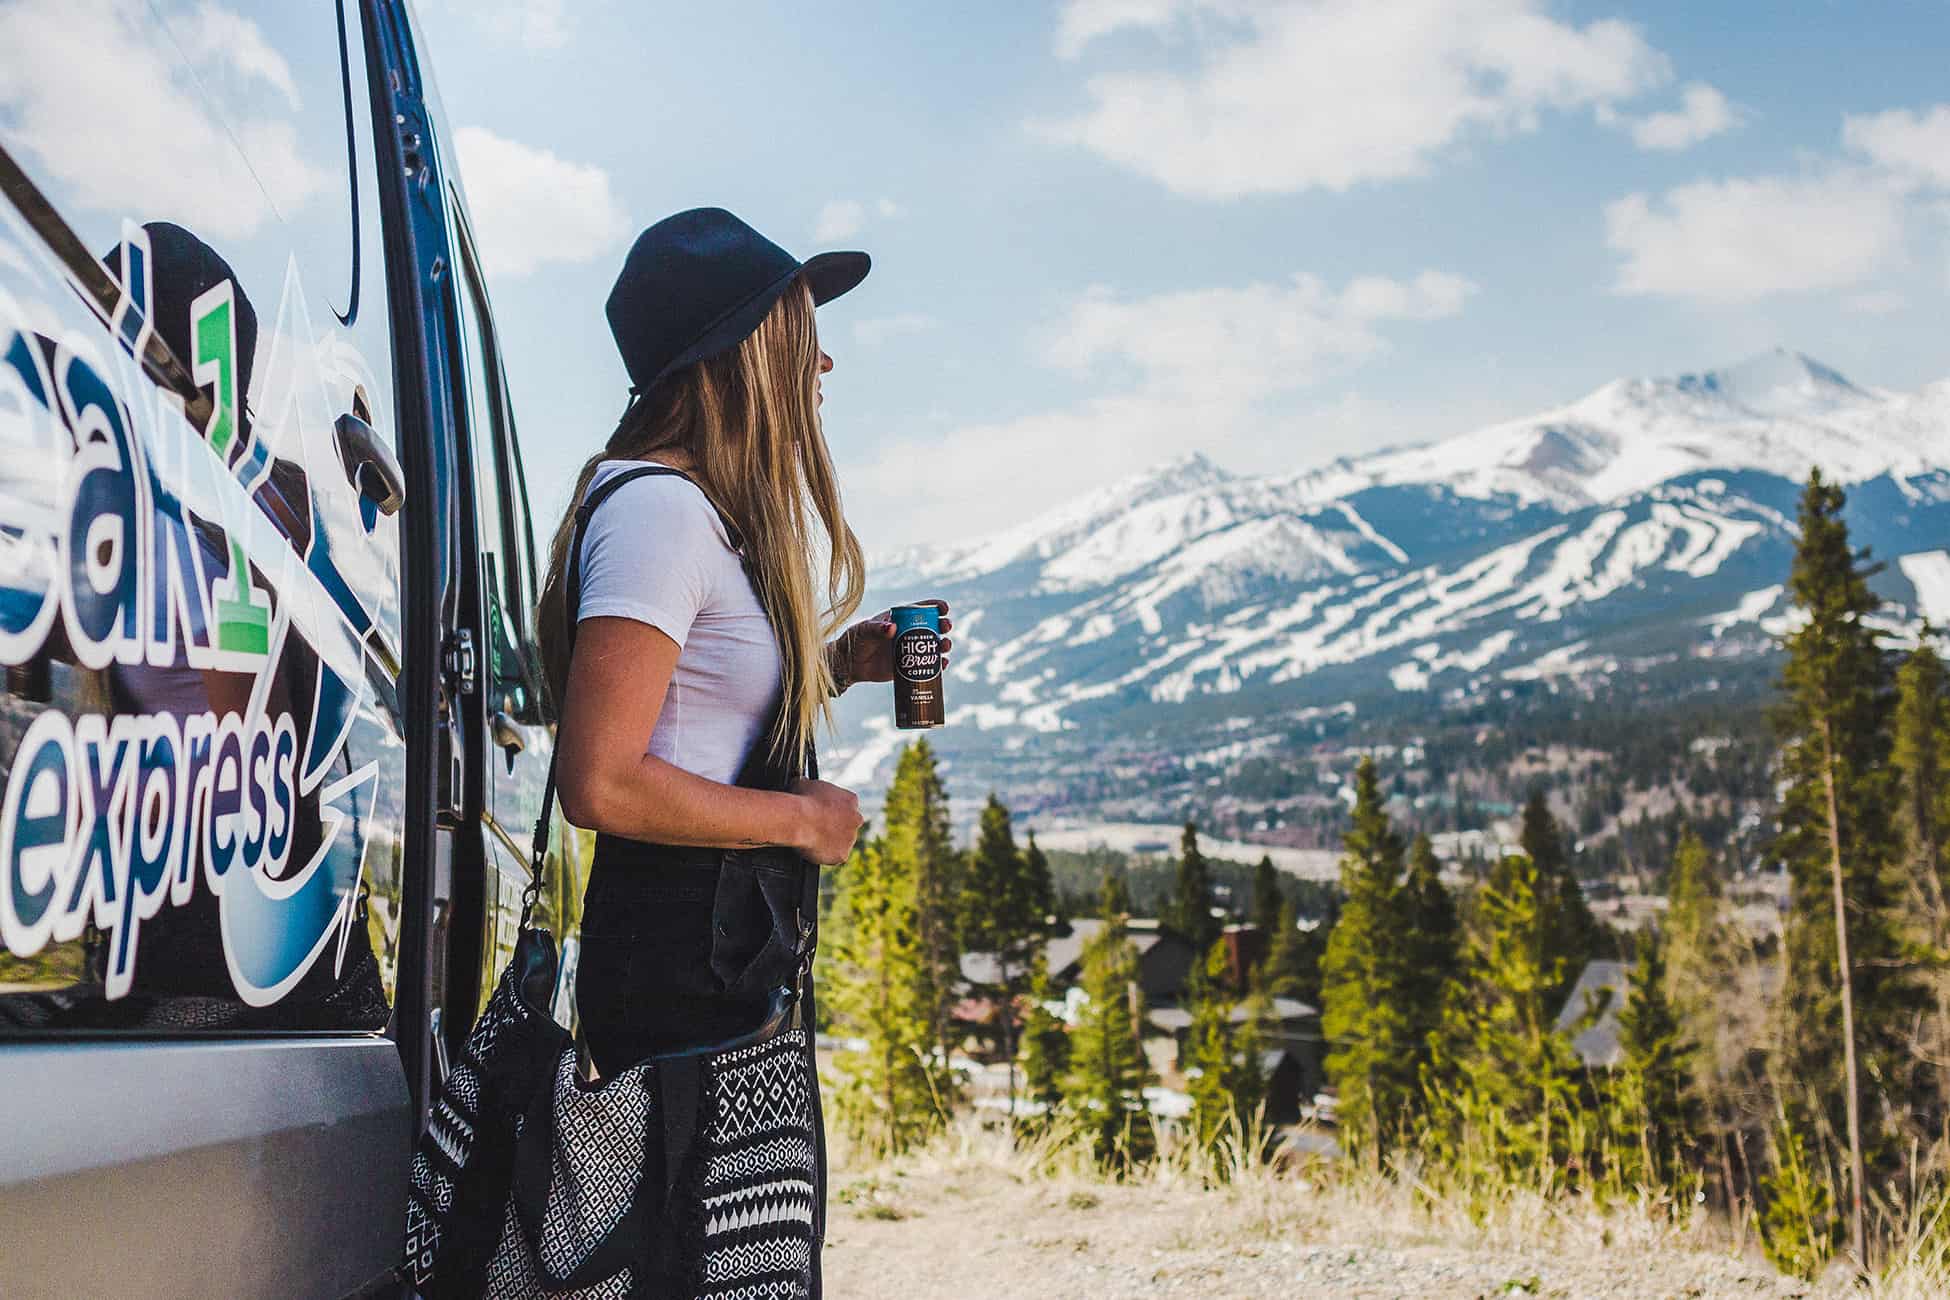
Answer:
[0,0,401,1035]
[453,225,544,724]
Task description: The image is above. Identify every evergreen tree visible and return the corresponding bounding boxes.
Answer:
[1018,954,1069,1125]
[1182,939,1265,1153]
[1893,640,1950,941]
[1261,896,1327,1007]
[1099,866,1134,922]
[1164,821,1220,951]
[1023,831,1055,923]
[1759,1107,1840,1281]
[1520,788,1603,996]
[1399,833,1461,1101]
[1613,929,1696,1186]
[1425,849,1580,1175]
[884,740,963,1082]
[1249,855,1283,958]
[959,795,1046,1112]
[1064,914,1154,1166]
[1320,757,1417,1153]
[824,835,948,1156]
[1774,470,1906,1262]
[1892,639,1950,1130]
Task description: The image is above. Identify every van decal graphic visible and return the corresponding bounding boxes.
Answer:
[0,221,394,1006]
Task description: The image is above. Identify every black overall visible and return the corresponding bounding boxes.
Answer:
[566,466,826,1298]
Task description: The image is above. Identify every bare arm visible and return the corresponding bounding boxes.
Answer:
[555,616,863,862]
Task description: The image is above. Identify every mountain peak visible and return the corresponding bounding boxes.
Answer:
[1670,348,1866,414]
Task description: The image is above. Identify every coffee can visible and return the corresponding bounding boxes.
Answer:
[891,603,945,729]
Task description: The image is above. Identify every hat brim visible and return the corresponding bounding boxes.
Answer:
[648,249,871,391]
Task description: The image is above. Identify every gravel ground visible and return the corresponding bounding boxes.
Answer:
[821,1164,1822,1300]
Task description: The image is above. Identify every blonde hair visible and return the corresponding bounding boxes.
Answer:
[538,280,866,763]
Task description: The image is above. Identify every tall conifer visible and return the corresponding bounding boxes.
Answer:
[1250,855,1283,956]
[1065,914,1154,1166]
[1320,757,1416,1152]
[825,835,948,1155]
[1520,789,1602,997]
[960,795,1045,1112]
[1400,833,1461,1106]
[1775,470,1905,1262]
[1427,849,1580,1173]
[884,740,963,1080]
[1165,821,1220,951]
[1615,929,1696,1186]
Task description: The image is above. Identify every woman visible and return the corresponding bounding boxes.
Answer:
[538,208,950,1298]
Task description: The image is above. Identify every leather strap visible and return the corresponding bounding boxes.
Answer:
[525,465,753,915]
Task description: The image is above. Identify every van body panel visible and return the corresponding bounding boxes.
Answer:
[0,1038,409,1297]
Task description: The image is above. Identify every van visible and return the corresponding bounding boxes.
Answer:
[0,3,579,1294]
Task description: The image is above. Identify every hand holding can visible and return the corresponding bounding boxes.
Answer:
[892,603,945,729]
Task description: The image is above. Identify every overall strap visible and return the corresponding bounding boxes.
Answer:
[524,465,744,916]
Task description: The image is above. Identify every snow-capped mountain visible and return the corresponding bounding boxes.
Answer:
[836,352,1950,797]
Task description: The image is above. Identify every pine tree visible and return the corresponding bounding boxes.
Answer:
[1250,855,1283,959]
[824,835,948,1156]
[1892,638,1950,1130]
[1182,938,1266,1151]
[1018,953,1069,1125]
[959,794,1045,1112]
[1099,866,1134,922]
[884,740,963,1084]
[1399,833,1461,1109]
[1426,849,1580,1175]
[1614,929,1695,1186]
[1163,820,1220,951]
[1023,831,1055,924]
[1262,896,1326,1006]
[1064,914,1154,1167]
[1320,757,1416,1153]
[1774,469,1906,1262]
[1520,789,1602,998]
[1893,639,1950,941]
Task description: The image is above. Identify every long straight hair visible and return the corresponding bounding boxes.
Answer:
[538,280,866,760]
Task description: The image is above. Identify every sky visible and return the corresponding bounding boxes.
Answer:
[412,0,1950,555]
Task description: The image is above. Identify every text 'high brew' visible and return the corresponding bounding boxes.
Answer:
[892,604,944,729]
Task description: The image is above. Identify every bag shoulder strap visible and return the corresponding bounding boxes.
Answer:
[524,465,736,915]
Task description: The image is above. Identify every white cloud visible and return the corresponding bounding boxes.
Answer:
[467,0,572,49]
[846,269,1473,541]
[1844,290,1905,316]
[1619,82,1738,151]
[813,197,902,244]
[1039,0,1671,198]
[1604,170,1905,303]
[0,0,325,239]
[1844,104,1950,190]
[1054,0,1185,58]
[852,313,939,347]
[453,127,629,279]
[1047,270,1475,400]
[813,199,867,243]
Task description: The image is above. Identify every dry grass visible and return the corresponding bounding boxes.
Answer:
[826,1115,1950,1298]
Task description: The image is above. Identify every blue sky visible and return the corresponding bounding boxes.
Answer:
[414,0,1950,553]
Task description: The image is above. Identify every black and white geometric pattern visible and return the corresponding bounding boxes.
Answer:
[693,1028,820,1299]
[483,1194,634,1300]
[480,1045,658,1296]
[405,959,531,1289]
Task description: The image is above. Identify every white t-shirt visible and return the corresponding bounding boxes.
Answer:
[575,460,783,785]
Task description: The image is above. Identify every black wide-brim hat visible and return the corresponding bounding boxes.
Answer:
[606,207,869,394]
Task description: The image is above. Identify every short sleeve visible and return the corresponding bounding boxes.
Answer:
[573,472,728,647]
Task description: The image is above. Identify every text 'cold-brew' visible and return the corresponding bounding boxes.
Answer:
[892,603,945,729]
